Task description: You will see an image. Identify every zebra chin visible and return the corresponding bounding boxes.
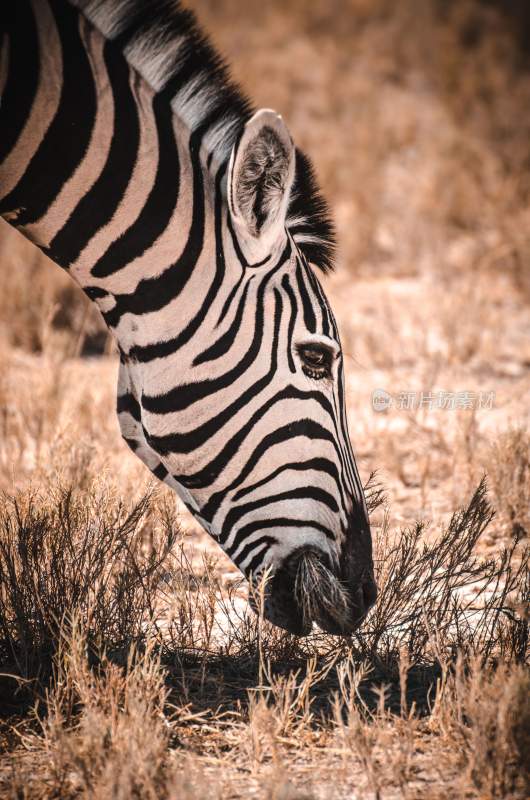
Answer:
[249,546,377,637]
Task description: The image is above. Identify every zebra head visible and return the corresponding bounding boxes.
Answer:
[138,109,376,636]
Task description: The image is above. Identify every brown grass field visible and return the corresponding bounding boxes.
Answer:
[0,1,529,797]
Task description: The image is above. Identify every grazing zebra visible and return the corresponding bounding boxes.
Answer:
[0,0,377,635]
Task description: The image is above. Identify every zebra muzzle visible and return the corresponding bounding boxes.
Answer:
[292,549,353,634]
[252,547,373,636]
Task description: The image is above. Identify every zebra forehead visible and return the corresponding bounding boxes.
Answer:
[70,0,336,273]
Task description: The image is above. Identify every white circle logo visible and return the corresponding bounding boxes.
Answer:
[372,389,392,412]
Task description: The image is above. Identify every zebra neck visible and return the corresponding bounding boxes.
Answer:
[0,0,231,350]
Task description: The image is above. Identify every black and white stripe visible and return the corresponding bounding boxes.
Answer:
[0,0,376,634]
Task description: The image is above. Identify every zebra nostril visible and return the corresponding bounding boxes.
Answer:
[361,577,378,612]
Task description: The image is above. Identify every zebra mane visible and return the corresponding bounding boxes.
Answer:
[71,0,336,272]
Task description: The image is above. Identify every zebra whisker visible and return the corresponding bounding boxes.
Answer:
[293,550,352,632]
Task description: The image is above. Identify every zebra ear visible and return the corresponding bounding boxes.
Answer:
[227,109,295,258]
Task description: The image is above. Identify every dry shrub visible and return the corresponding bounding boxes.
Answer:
[158,544,219,658]
[5,620,220,799]
[426,656,530,800]
[0,483,179,689]
[0,354,72,485]
[488,427,530,541]
[333,659,413,800]
[360,479,529,667]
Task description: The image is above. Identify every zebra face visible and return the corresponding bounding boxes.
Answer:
[139,110,376,636]
[217,264,377,636]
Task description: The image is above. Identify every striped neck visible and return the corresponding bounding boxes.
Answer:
[0,1,336,288]
[1,1,230,355]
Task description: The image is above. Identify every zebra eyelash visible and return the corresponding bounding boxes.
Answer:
[303,368,327,380]
[296,343,334,380]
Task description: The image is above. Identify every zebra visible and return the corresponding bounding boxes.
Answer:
[0,0,377,635]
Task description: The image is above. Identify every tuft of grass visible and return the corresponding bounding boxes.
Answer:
[488,427,530,541]
[458,660,530,799]
[12,620,172,800]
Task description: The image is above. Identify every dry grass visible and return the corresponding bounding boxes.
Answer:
[1,0,529,797]
[0,475,527,798]
[488,428,530,541]
[0,222,107,357]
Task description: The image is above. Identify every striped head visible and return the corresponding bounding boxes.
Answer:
[139,109,376,635]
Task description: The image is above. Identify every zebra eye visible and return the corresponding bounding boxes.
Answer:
[297,344,333,380]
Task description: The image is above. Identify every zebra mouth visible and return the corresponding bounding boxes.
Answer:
[251,547,376,636]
